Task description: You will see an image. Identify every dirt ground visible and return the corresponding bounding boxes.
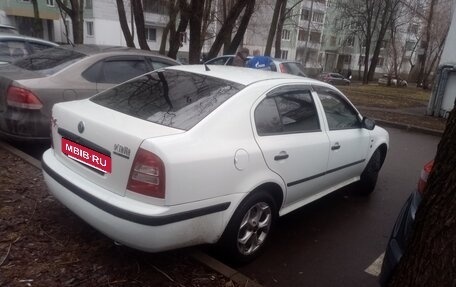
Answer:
[0,147,237,287]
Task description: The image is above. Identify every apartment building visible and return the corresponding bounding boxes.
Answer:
[0,0,60,41]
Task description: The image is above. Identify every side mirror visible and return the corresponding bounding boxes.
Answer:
[362,117,376,130]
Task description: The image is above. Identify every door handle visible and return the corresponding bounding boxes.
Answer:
[274,152,289,161]
[331,142,341,150]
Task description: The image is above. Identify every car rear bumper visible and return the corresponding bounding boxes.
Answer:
[379,190,422,286]
[42,149,235,252]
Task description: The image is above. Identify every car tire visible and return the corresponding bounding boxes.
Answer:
[357,149,382,195]
[218,192,277,264]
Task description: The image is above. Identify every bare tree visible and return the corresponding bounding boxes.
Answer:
[265,0,285,56]
[389,98,456,286]
[30,0,43,37]
[131,0,150,50]
[226,0,256,54]
[116,0,135,48]
[160,0,179,55]
[55,0,84,44]
[168,0,190,59]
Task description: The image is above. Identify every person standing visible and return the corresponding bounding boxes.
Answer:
[247,49,274,71]
[232,47,250,67]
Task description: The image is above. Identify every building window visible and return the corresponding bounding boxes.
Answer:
[310,32,321,43]
[344,55,352,64]
[179,32,187,44]
[407,24,419,34]
[377,57,384,67]
[46,0,55,6]
[281,50,288,60]
[282,29,290,40]
[359,55,365,65]
[330,36,336,46]
[86,0,92,9]
[298,29,308,41]
[86,21,94,37]
[301,9,310,21]
[346,36,355,47]
[146,27,157,41]
[312,12,324,23]
[143,0,168,15]
[405,41,416,51]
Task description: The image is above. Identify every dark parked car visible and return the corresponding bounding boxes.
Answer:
[0,33,58,64]
[0,45,179,142]
[205,55,307,77]
[379,160,434,286]
[319,72,351,85]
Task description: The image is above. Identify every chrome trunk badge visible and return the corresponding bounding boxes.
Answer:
[78,121,85,133]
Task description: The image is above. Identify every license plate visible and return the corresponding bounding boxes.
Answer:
[61,138,112,174]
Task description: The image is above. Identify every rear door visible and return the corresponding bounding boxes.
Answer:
[253,85,330,206]
[313,85,371,186]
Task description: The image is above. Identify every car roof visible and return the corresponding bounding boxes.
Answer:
[0,33,58,46]
[58,44,175,60]
[0,24,17,30]
[167,65,321,86]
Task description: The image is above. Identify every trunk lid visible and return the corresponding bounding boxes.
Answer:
[52,99,184,196]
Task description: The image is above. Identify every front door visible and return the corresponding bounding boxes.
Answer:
[313,85,371,187]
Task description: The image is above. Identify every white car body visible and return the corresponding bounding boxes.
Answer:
[42,65,389,257]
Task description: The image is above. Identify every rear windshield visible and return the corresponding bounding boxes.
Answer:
[14,47,84,75]
[90,69,245,130]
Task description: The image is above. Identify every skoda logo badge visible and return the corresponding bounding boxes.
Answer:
[78,121,85,134]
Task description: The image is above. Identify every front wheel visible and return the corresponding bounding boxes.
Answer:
[357,150,382,195]
[218,192,277,264]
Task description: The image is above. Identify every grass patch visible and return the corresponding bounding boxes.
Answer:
[339,84,431,109]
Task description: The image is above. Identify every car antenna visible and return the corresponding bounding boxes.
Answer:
[204,63,210,71]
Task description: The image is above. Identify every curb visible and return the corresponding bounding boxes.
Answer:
[372,118,443,137]
[191,250,263,287]
[0,140,264,287]
[0,141,41,169]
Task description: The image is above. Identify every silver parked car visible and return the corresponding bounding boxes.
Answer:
[0,33,58,64]
[0,45,180,141]
[318,72,351,86]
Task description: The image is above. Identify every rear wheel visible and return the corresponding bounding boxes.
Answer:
[357,149,382,195]
[218,192,277,264]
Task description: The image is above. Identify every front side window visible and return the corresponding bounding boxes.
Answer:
[91,70,244,130]
[314,86,360,130]
[255,88,320,136]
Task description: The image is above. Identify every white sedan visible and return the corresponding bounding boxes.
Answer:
[42,65,389,263]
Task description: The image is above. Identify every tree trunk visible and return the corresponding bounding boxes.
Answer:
[206,0,247,60]
[131,0,150,50]
[31,0,43,38]
[199,0,213,52]
[188,0,205,63]
[274,0,287,59]
[265,0,284,57]
[389,101,456,286]
[116,0,135,48]
[168,0,190,59]
[302,0,314,64]
[226,0,256,55]
[55,0,84,44]
[417,0,436,88]
[367,0,394,81]
[160,0,178,55]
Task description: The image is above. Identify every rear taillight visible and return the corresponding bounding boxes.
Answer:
[418,160,434,195]
[6,85,43,110]
[127,148,165,198]
[279,63,287,73]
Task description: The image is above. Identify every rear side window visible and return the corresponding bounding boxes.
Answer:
[283,62,306,76]
[99,60,148,84]
[0,40,29,62]
[90,69,244,130]
[14,47,84,75]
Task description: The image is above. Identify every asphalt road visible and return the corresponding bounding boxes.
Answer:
[13,127,441,287]
[233,127,441,287]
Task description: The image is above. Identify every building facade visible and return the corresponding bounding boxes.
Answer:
[0,0,60,41]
